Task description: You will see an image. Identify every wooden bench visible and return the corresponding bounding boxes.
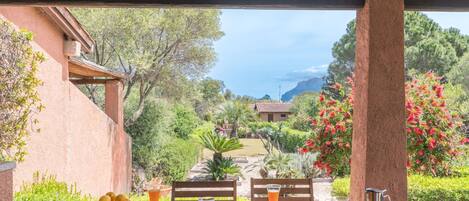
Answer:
[250,178,314,201]
[172,180,237,201]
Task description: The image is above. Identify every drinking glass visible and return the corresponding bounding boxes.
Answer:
[148,189,160,201]
[267,184,281,201]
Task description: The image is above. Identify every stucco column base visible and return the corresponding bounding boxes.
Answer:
[350,0,407,201]
[0,162,16,201]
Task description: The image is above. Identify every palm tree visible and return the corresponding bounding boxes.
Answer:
[198,131,243,162]
[215,101,256,137]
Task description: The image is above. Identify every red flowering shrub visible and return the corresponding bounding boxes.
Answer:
[301,73,464,177]
[299,79,354,177]
[406,73,463,176]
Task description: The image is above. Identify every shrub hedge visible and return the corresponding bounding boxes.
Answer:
[332,167,469,201]
[156,138,201,183]
[277,128,311,153]
[247,122,311,153]
[14,173,92,201]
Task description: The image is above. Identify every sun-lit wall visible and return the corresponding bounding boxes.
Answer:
[0,6,131,196]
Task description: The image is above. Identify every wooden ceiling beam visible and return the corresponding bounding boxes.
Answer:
[70,78,119,85]
[0,0,365,9]
[405,0,469,11]
[3,0,469,11]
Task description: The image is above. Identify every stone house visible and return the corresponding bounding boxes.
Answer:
[0,6,131,199]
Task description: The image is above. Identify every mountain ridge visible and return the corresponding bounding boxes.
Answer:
[281,77,324,102]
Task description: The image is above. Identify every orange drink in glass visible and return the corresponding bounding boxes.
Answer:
[148,189,161,201]
[267,184,281,201]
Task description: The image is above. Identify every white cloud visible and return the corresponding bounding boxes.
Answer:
[278,64,328,82]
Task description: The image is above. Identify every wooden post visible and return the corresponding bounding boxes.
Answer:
[350,0,407,201]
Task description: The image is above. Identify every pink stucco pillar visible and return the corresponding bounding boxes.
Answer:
[350,0,407,201]
[105,80,124,130]
[0,162,16,201]
[105,80,131,193]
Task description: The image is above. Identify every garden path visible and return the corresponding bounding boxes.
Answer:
[188,139,336,201]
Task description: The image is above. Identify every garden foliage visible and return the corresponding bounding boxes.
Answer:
[14,173,92,201]
[0,19,44,162]
[249,122,311,153]
[126,99,200,183]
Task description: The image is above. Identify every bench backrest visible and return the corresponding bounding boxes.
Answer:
[172,180,237,201]
[250,178,313,201]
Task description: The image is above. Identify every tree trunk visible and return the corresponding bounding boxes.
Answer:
[230,123,238,138]
[213,153,222,163]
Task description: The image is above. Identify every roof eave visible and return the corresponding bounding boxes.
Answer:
[41,7,94,53]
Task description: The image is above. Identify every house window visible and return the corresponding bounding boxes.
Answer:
[280,114,287,118]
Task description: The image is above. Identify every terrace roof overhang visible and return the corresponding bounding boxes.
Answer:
[6,0,469,11]
[68,56,126,85]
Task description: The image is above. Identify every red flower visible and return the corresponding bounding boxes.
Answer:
[407,114,415,123]
[406,128,412,134]
[440,101,446,107]
[438,132,446,139]
[434,85,443,98]
[418,150,424,156]
[416,159,421,164]
[336,124,346,132]
[327,100,336,106]
[319,94,325,102]
[329,111,336,118]
[428,138,437,150]
[406,160,411,168]
[305,139,314,147]
[311,119,317,126]
[344,112,351,118]
[413,127,423,136]
[461,138,469,145]
[326,141,332,146]
[298,147,308,154]
[428,128,436,136]
[319,110,325,117]
[406,101,414,109]
[333,83,342,90]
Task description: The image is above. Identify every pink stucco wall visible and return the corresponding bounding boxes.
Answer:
[0,6,131,196]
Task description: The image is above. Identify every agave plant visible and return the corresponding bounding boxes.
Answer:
[203,157,242,181]
[258,153,303,179]
[198,131,243,162]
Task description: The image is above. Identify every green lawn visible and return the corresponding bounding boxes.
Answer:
[202,138,276,159]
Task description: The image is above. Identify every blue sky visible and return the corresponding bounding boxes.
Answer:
[209,10,469,99]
